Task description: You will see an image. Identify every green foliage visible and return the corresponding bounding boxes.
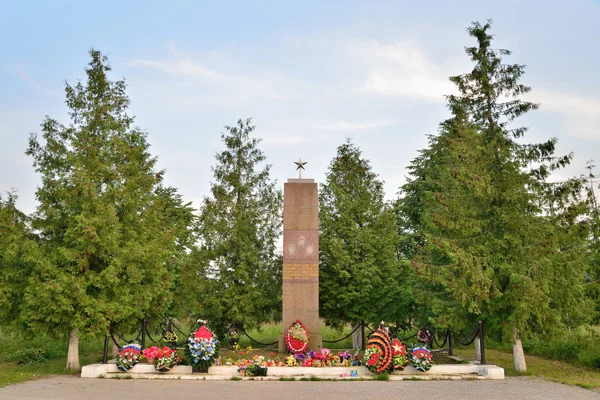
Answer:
[319,139,414,328]
[398,21,592,339]
[180,119,282,337]
[23,50,195,360]
[371,372,390,381]
[522,326,600,369]
[0,192,40,328]
[14,348,49,366]
[585,162,600,323]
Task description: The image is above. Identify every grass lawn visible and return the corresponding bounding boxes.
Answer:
[453,347,600,391]
[0,353,104,388]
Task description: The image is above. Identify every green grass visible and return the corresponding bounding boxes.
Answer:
[0,353,103,388]
[453,347,600,390]
[0,327,105,388]
[372,372,390,381]
[236,322,354,350]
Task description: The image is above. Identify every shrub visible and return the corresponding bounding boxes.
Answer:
[14,349,49,366]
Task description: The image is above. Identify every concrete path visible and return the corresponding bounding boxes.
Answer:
[0,375,598,400]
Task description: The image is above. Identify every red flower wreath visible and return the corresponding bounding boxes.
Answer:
[285,319,310,354]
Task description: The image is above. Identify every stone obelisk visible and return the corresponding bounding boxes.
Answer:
[279,159,322,352]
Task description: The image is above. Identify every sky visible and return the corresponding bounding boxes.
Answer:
[1,0,599,214]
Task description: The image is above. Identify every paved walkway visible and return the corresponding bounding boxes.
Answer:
[0,375,598,400]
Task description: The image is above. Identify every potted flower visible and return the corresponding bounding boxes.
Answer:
[116,343,141,371]
[238,355,268,377]
[143,346,179,372]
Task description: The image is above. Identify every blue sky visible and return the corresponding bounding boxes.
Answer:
[1,0,599,214]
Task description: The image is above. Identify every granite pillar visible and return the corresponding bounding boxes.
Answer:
[279,178,322,352]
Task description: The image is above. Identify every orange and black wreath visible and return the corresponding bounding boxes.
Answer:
[363,327,393,374]
[285,319,310,354]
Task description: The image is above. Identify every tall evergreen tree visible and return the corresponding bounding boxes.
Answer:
[181,119,282,338]
[320,139,413,347]
[24,50,194,371]
[399,21,591,371]
[0,192,40,328]
[585,162,600,321]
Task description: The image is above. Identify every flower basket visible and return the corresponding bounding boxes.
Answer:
[143,346,179,372]
[156,364,172,372]
[284,320,309,354]
[239,364,268,377]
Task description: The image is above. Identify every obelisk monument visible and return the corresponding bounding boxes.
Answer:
[279,159,322,352]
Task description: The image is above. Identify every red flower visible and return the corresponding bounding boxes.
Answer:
[194,325,213,340]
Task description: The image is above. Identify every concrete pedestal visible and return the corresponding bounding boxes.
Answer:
[279,179,322,352]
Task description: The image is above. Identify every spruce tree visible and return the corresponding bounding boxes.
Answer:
[181,119,282,338]
[399,21,591,371]
[319,139,412,347]
[0,192,40,327]
[24,50,194,371]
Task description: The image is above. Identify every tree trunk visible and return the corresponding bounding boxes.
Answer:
[512,327,527,373]
[474,336,481,361]
[66,328,81,372]
[112,341,119,358]
[352,322,363,350]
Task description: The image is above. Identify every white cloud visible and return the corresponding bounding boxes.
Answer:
[313,118,396,131]
[348,40,463,100]
[11,67,62,97]
[126,44,282,100]
[527,89,600,140]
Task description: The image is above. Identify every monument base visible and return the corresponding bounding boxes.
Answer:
[278,334,323,353]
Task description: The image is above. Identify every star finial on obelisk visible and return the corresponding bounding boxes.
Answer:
[294,158,307,179]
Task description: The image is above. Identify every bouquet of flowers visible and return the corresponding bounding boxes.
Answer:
[185,321,220,372]
[142,346,179,372]
[410,346,433,372]
[116,343,141,371]
[285,320,309,354]
[391,338,409,370]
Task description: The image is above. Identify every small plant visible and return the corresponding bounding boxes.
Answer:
[15,349,48,366]
[372,372,390,381]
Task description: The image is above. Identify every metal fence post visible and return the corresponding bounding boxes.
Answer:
[361,320,365,350]
[479,320,486,365]
[141,320,147,348]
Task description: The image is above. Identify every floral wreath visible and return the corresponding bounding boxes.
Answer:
[391,338,409,370]
[363,327,393,374]
[116,343,141,371]
[285,319,310,354]
[185,320,220,372]
[416,328,433,343]
[410,346,433,372]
